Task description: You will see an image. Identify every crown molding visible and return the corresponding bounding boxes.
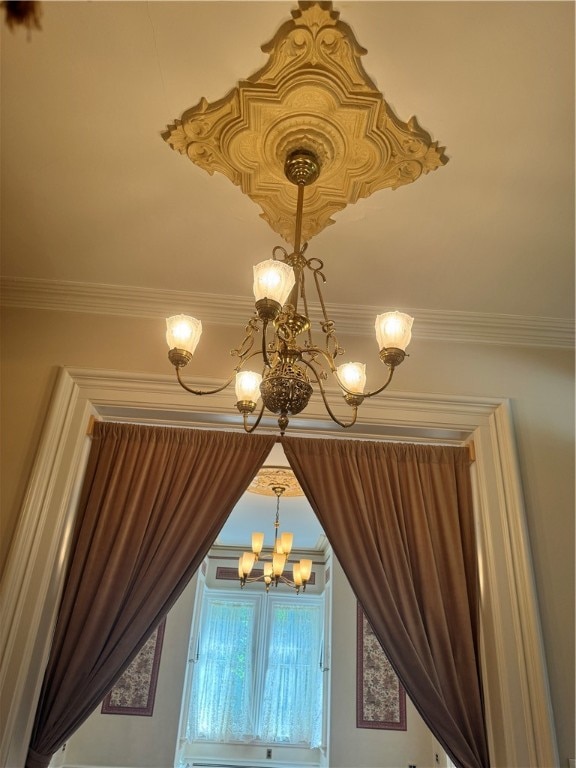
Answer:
[1,276,573,349]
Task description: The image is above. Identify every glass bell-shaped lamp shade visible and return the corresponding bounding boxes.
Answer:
[235,371,262,403]
[240,551,256,577]
[272,552,286,577]
[375,311,414,351]
[253,259,295,305]
[251,532,264,557]
[280,532,293,557]
[293,562,303,587]
[166,314,203,354]
[299,558,313,584]
[336,362,366,394]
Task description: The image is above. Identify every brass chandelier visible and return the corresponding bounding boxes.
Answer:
[237,481,312,594]
[165,148,413,434]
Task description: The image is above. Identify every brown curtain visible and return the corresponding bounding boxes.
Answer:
[282,436,489,768]
[26,423,275,768]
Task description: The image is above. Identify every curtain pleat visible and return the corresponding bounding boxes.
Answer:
[26,423,275,768]
[282,436,489,768]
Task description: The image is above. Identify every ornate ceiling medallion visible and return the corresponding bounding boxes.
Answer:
[163,1,447,243]
[247,467,304,497]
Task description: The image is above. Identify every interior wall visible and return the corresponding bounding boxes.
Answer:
[1,305,573,765]
[62,575,198,768]
[329,558,434,768]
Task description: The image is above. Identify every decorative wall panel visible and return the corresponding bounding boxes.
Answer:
[101,619,166,717]
[357,603,406,730]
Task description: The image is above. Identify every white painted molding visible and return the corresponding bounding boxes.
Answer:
[472,405,559,767]
[0,370,95,768]
[1,276,573,349]
[0,368,559,768]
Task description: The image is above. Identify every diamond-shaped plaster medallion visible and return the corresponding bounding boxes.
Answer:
[163,2,447,245]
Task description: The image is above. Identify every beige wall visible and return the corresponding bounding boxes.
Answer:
[62,575,197,768]
[329,558,434,768]
[1,305,574,764]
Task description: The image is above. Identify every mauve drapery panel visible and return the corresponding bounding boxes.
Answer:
[282,437,489,768]
[26,423,275,768]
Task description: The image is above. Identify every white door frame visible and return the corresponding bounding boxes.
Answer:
[0,367,559,768]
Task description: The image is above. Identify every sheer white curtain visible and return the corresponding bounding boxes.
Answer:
[260,601,323,747]
[188,597,257,742]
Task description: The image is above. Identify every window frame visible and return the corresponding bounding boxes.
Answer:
[178,579,326,760]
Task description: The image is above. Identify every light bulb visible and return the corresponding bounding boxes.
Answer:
[280,532,293,556]
[273,552,286,577]
[252,532,264,556]
[241,551,256,577]
[293,562,302,586]
[375,311,413,351]
[235,371,262,403]
[336,362,366,394]
[165,315,203,354]
[299,559,312,583]
[253,259,295,305]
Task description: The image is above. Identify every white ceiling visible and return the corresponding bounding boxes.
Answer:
[1,1,574,547]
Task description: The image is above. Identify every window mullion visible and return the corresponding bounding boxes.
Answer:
[253,593,269,740]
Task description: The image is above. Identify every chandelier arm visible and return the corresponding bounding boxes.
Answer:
[360,365,396,399]
[323,325,345,363]
[299,261,315,348]
[302,255,344,361]
[175,365,238,396]
[175,346,270,396]
[300,359,359,429]
[312,264,331,327]
[241,400,266,434]
[272,245,289,263]
[302,346,396,399]
[230,316,261,360]
[328,360,395,399]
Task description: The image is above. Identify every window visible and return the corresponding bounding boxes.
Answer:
[183,588,324,749]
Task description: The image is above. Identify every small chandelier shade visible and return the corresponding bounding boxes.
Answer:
[165,314,202,357]
[235,371,263,406]
[336,362,367,395]
[375,311,414,352]
[253,259,296,306]
[251,532,264,556]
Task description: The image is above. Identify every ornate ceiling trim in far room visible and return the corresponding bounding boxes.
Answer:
[247,466,304,497]
[162,1,447,244]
